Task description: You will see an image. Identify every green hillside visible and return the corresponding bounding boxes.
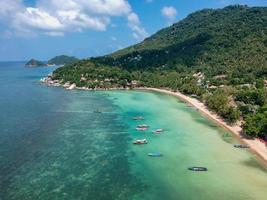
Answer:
[94,5,266,77]
[52,5,267,139]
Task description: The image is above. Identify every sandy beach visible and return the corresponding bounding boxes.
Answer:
[140,87,267,164]
[42,76,267,164]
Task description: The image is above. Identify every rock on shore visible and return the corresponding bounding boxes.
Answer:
[66,83,76,90]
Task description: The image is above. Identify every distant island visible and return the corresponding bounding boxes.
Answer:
[47,55,79,66]
[25,59,46,67]
[25,55,79,67]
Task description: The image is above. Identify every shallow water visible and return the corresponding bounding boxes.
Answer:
[0,62,266,200]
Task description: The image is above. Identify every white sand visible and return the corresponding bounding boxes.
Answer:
[140,87,267,164]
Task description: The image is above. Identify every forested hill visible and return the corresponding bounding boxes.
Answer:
[52,5,267,139]
[93,5,267,76]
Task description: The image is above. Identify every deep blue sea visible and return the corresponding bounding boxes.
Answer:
[0,62,140,200]
[0,62,267,200]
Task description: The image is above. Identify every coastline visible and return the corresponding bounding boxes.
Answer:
[140,87,267,165]
[40,77,267,165]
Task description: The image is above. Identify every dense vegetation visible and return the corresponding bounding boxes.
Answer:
[53,60,132,88]
[48,55,79,65]
[95,5,267,78]
[243,105,267,138]
[52,5,267,140]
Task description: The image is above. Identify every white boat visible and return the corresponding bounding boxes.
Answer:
[137,124,149,128]
[152,129,164,134]
[136,127,148,131]
[188,167,208,171]
[133,139,148,144]
[133,116,144,120]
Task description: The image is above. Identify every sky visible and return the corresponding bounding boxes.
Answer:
[0,0,266,61]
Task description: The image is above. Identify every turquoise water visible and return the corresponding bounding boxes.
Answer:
[0,62,267,200]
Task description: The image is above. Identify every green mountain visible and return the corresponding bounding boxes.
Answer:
[94,5,266,76]
[25,59,46,67]
[52,5,267,139]
[48,55,79,66]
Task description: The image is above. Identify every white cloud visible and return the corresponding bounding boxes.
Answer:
[55,10,109,32]
[127,12,148,41]
[127,12,140,25]
[45,31,64,37]
[79,0,131,16]
[19,8,64,30]
[161,6,177,21]
[0,0,22,17]
[0,0,147,40]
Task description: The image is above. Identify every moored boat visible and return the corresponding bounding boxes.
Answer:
[148,152,162,157]
[137,124,149,128]
[133,116,144,120]
[133,139,148,144]
[152,129,164,134]
[188,167,208,171]
[136,127,148,131]
[234,144,249,148]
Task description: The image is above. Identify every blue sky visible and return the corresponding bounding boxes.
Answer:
[0,0,266,61]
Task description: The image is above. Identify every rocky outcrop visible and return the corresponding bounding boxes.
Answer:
[66,83,76,90]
